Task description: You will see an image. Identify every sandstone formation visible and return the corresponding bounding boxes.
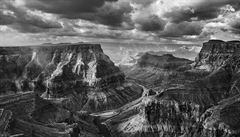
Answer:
[1,40,240,137]
[0,43,143,136]
[106,40,240,137]
[195,40,240,71]
[137,53,192,68]
[121,53,193,89]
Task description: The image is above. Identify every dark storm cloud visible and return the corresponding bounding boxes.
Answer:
[136,15,166,31]
[159,22,203,37]
[164,7,217,23]
[164,0,240,23]
[0,1,62,33]
[75,2,133,27]
[0,11,15,25]
[26,0,117,15]
[26,0,133,28]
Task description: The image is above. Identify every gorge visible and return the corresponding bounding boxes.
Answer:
[0,43,143,137]
[105,40,240,137]
[0,40,240,137]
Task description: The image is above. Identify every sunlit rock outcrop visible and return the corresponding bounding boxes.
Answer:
[0,43,142,112]
[0,43,143,137]
[195,40,240,71]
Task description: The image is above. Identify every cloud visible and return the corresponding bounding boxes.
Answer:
[135,15,166,31]
[131,0,156,6]
[0,10,15,25]
[228,13,240,34]
[75,1,133,28]
[0,0,62,33]
[230,22,240,33]
[159,21,203,37]
[1,0,240,45]
[25,0,133,28]
[26,0,117,15]
[164,0,240,23]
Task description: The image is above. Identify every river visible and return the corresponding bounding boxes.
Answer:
[92,82,149,137]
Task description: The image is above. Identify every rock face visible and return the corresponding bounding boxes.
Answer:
[0,43,143,136]
[0,43,123,93]
[0,109,12,136]
[121,53,193,89]
[195,40,240,71]
[0,43,142,112]
[137,53,192,69]
[106,40,240,137]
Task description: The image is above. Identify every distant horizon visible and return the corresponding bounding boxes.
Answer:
[0,37,202,47]
[2,38,240,47]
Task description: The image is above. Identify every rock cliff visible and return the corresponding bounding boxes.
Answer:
[195,40,240,71]
[0,43,142,112]
[121,53,193,89]
[137,53,192,69]
[0,43,143,136]
[0,43,123,93]
[106,40,240,137]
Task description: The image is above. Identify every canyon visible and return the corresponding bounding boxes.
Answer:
[0,40,240,137]
[104,40,240,137]
[0,43,142,137]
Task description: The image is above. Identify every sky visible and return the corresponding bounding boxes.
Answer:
[0,0,240,46]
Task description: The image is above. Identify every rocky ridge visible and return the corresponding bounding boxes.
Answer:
[137,53,192,68]
[121,53,193,90]
[0,43,143,136]
[195,40,240,71]
[106,40,240,137]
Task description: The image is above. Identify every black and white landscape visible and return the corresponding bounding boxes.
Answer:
[1,0,240,137]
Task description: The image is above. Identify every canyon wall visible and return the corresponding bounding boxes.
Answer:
[107,40,240,137]
[195,40,240,71]
[0,43,143,136]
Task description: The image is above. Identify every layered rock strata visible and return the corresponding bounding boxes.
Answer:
[107,40,240,137]
[0,43,143,136]
[195,40,240,71]
[121,53,193,89]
